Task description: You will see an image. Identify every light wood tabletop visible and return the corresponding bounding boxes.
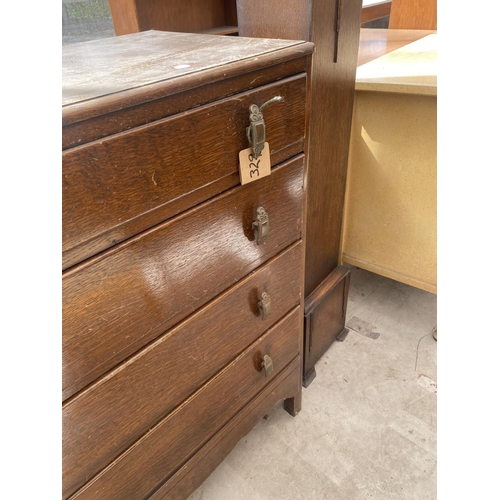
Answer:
[356,33,437,95]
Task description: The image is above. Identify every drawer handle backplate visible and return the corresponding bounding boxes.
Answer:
[261,354,274,377]
[258,292,271,320]
[253,206,269,245]
[246,96,284,159]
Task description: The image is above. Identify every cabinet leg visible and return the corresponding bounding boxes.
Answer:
[302,366,316,388]
[284,391,302,417]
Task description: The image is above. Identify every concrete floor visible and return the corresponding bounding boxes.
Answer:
[188,265,437,500]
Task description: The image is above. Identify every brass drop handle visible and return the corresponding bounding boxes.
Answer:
[253,207,269,245]
[258,292,271,320]
[246,96,284,159]
[261,354,274,377]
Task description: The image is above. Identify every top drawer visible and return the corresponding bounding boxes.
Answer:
[62,74,307,270]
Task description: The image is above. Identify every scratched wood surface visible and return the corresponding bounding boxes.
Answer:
[62,30,304,106]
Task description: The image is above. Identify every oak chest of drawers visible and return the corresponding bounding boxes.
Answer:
[62,31,313,499]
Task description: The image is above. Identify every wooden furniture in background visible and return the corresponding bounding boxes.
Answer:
[361,0,392,27]
[357,27,435,65]
[388,0,437,29]
[341,32,437,293]
[236,0,363,386]
[108,0,239,36]
[62,30,314,499]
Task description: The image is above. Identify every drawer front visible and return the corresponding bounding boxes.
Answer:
[70,306,302,500]
[62,242,303,498]
[63,74,307,269]
[62,156,304,400]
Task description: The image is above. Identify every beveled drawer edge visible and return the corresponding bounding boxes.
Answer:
[150,357,301,500]
[69,307,301,499]
[63,240,303,408]
[62,71,308,271]
[62,42,315,128]
[63,153,305,278]
[62,60,308,151]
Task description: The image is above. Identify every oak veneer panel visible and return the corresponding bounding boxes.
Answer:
[63,75,306,269]
[63,242,303,497]
[62,156,304,401]
[63,31,311,498]
[151,358,301,500]
[70,308,301,500]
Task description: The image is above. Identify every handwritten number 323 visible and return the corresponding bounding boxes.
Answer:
[248,153,260,178]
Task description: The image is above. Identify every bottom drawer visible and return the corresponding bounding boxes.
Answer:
[152,357,302,500]
[71,306,302,500]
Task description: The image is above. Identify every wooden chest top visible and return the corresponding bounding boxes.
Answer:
[63,30,313,119]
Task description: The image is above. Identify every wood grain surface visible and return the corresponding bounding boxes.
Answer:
[236,0,362,296]
[150,357,301,500]
[63,75,306,269]
[62,156,304,401]
[63,242,303,497]
[62,57,307,150]
[62,31,305,106]
[388,0,436,30]
[109,0,227,35]
[69,307,301,499]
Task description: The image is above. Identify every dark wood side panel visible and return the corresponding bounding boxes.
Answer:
[69,308,301,500]
[224,0,238,26]
[62,156,304,401]
[63,75,306,269]
[63,242,303,497]
[303,0,362,296]
[150,358,301,500]
[303,266,350,385]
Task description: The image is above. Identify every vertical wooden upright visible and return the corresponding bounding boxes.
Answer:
[237,0,363,386]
